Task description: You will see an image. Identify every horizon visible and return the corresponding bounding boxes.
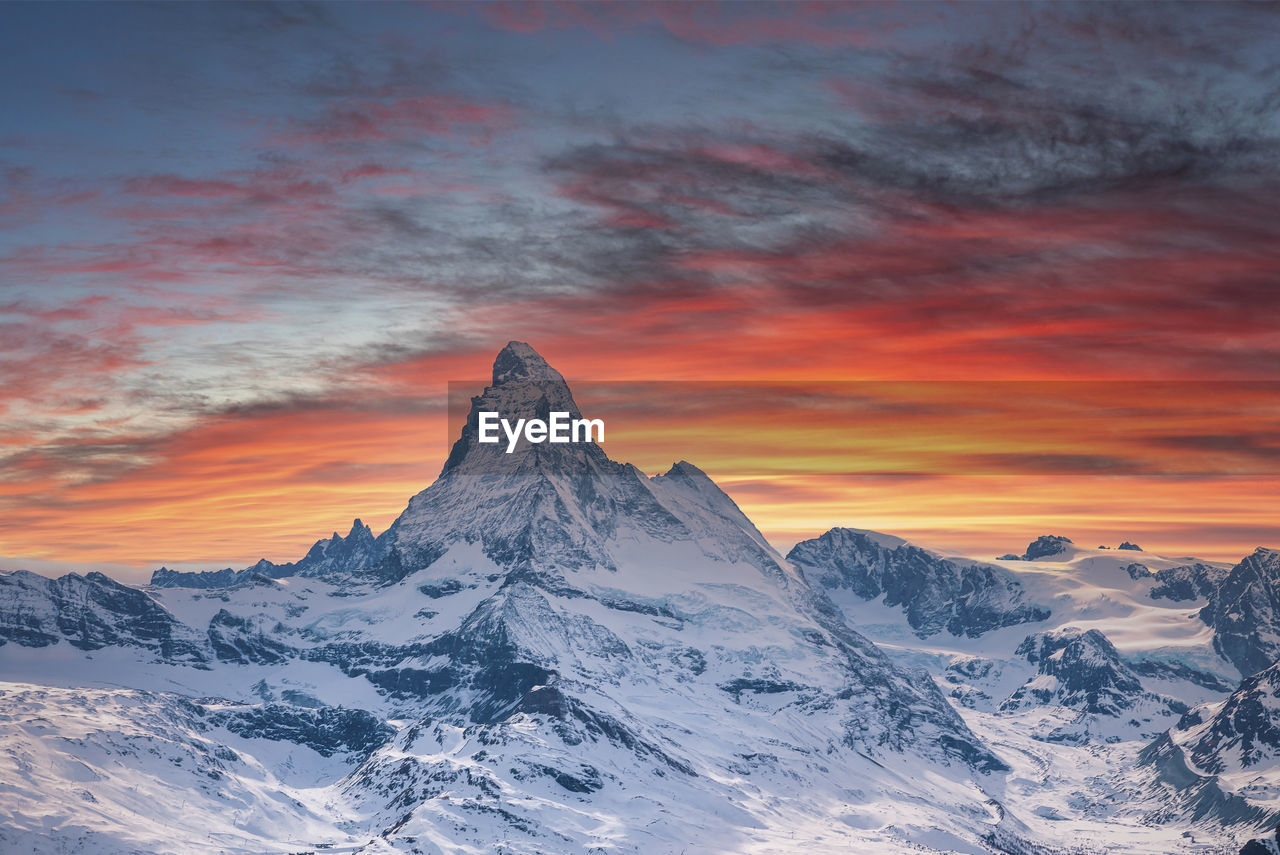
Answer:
[4,340,1275,583]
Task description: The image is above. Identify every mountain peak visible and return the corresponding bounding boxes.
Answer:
[440,342,586,477]
[492,341,565,387]
[1023,534,1074,560]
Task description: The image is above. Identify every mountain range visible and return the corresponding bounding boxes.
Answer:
[2,341,1278,854]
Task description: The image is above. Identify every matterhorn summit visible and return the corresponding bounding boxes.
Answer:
[490,338,569,386]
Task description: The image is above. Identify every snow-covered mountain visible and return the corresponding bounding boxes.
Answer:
[997,627,1186,744]
[1178,659,1280,777]
[788,527,1050,638]
[1,342,1277,854]
[0,569,207,663]
[1201,548,1280,677]
[152,518,379,588]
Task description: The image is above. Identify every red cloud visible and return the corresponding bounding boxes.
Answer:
[340,163,415,181]
[482,1,882,48]
[124,176,246,198]
[271,95,515,146]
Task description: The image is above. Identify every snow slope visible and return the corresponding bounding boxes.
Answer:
[796,530,1277,851]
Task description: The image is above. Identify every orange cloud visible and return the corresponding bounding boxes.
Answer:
[2,361,1275,575]
[0,403,448,573]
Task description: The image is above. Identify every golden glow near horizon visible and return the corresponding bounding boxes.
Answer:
[4,372,1275,576]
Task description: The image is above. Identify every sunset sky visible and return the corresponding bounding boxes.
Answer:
[2,2,1278,581]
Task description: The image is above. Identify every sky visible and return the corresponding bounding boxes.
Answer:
[1,1,1278,581]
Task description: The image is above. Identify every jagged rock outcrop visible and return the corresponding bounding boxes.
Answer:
[1024,535,1074,560]
[1149,562,1229,602]
[206,702,393,758]
[1139,656,1280,833]
[367,341,789,586]
[150,565,244,589]
[1002,628,1147,715]
[150,518,378,588]
[1178,660,1280,775]
[1137,732,1275,828]
[1124,562,1154,580]
[997,535,1074,561]
[1200,548,1280,676]
[0,569,206,663]
[788,528,1049,638]
[207,609,293,664]
[1000,628,1185,744]
[1122,560,1229,601]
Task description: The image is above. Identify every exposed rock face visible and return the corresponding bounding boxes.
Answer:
[1179,660,1280,775]
[1148,562,1229,602]
[206,702,393,758]
[1023,535,1074,560]
[1129,659,1236,693]
[368,340,776,584]
[150,518,378,588]
[0,570,206,663]
[1001,628,1148,716]
[282,517,379,577]
[999,628,1187,745]
[1119,542,1144,551]
[1200,549,1280,676]
[206,609,293,665]
[1137,731,1275,829]
[1140,659,1280,833]
[997,535,1075,561]
[150,566,243,589]
[1123,559,1229,602]
[788,528,1049,638]
[1124,562,1154,580]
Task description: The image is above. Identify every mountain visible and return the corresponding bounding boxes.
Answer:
[788,527,1050,638]
[1137,730,1276,830]
[327,341,1004,770]
[802,535,1262,847]
[1200,549,1280,677]
[1177,659,1280,776]
[0,569,206,663]
[1147,561,1230,602]
[1002,628,1151,716]
[151,518,378,587]
[3,341,1277,854]
[365,341,800,586]
[998,628,1185,743]
[1137,659,1280,831]
[998,534,1074,562]
[1,342,1025,855]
